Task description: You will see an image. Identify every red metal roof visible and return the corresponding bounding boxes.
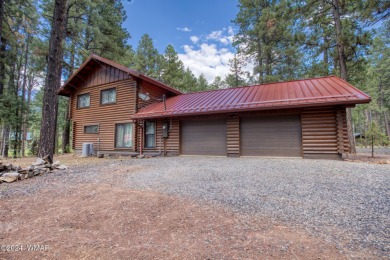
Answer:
[58,54,182,96]
[132,76,371,119]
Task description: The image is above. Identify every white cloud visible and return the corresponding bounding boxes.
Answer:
[179,43,234,83]
[176,27,192,32]
[190,36,199,44]
[205,26,235,46]
[178,26,254,84]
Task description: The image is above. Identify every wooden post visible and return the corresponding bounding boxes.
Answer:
[139,120,143,156]
[336,110,344,155]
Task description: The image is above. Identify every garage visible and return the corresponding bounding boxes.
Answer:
[240,114,302,157]
[181,118,226,156]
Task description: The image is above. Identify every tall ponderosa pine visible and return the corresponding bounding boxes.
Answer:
[181,68,198,92]
[0,0,41,157]
[196,74,209,91]
[134,34,163,80]
[234,0,303,83]
[161,44,185,91]
[225,53,247,88]
[0,0,5,96]
[38,0,68,160]
[55,0,133,153]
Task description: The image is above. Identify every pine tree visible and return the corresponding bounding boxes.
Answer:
[38,0,68,160]
[134,34,162,79]
[225,53,247,88]
[211,76,224,90]
[161,44,185,91]
[181,68,198,93]
[233,0,303,83]
[196,74,209,91]
[0,0,5,96]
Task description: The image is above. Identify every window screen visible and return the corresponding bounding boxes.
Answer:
[145,121,156,148]
[101,88,116,105]
[77,93,90,108]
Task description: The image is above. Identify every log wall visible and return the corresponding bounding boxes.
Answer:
[71,78,136,151]
[301,107,348,159]
[136,118,180,155]
[227,116,240,157]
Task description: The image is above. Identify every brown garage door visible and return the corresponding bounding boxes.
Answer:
[181,118,226,156]
[240,114,302,157]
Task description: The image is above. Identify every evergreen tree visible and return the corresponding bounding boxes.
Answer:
[161,44,185,91]
[181,68,198,93]
[134,34,162,80]
[225,53,247,88]
[196,74,209,91]
[211,76,224,89]
[38,0,68,160]
[233,0,303,83]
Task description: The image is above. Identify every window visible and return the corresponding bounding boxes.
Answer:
[77,93,90,108]
[145,121,156,148]
[84,125,98,134]
[101,88,116,105]
[115,123,132,148]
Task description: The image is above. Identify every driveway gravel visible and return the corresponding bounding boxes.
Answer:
[124,157,390,257]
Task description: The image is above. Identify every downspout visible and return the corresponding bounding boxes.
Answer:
[139,121,143,156]
[159,133,162,154]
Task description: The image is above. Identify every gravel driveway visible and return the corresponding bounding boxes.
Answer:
[124,157,390,257]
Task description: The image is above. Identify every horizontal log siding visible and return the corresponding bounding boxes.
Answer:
[136,118,180,155]
[301,107,340,159]
[71,78,136,151]
[164,118,180,155]
[137,81,176,110]
[227,116,240,157]
[338,108,350,153]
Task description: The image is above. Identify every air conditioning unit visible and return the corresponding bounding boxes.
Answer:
[81,143,94,157]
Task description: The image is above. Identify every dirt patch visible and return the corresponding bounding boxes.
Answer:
[0,183,345,259]
[345,149,390,164]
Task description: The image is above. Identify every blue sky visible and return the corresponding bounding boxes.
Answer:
[123,0,244,82]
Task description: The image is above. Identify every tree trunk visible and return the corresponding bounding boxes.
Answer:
[332,0,347,80]
[38,0,68,159]
[0,0,4,42]
[256,37,264,84]
[323,39,329,75]
[384,112,390,138]
[21,37,30,157]
[2,126,9,157]
[332,0,356,153]
[377,77,390,138]
[62,41,75,153]
[0,0,4,95]
[25,74,34,152]
[0,33,5,96]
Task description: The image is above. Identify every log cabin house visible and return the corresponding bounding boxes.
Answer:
[58,54,371,159]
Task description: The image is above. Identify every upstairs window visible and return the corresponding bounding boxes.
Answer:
[84,125,99,134]
[145,121,156,148]
[77,93,90,108]
[101,88,116,105]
